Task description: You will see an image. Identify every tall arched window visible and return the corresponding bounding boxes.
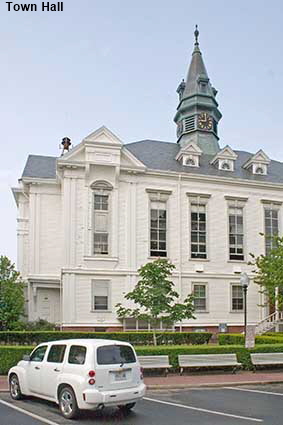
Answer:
[90,181,113,255]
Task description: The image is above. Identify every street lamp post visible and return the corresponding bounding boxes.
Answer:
[240,272,250,336]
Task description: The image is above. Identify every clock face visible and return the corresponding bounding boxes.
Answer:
[197,112,213,130]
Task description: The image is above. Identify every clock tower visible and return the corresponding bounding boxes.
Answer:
[174,26,222,155]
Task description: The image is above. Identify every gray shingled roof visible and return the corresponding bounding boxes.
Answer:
[22,155,57,179]
[21,141,283,184]
[126,140,283,184]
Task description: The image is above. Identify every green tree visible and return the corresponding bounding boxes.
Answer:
[116,258,195,345]
[0,256,25,330]
[249,235,283,308]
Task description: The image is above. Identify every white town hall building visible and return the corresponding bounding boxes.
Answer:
[12,29,283,333]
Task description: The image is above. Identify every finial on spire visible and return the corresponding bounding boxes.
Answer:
[194,25,199,45]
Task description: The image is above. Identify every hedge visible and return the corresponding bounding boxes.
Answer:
[0,344,244,374]
[0,331,212,346]
[2,343,283,374]
[0,346,33,375]
[218,333,283,346]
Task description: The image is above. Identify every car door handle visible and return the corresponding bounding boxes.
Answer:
[54,368,60,372]
[35,366,40,370]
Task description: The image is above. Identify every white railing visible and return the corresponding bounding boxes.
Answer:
[255,311,283,335]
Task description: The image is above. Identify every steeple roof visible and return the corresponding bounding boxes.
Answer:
[182,26,216,99]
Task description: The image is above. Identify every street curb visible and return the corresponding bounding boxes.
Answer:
[146,380,283,390]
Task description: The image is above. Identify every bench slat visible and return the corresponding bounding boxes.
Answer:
[251,353,283,365]
[178,354,240,367]
[138,355,172,369]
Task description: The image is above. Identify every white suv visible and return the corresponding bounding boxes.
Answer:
[8,338,146,419]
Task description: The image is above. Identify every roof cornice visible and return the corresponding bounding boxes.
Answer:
[143,168,283,190]
[21,177,58,185]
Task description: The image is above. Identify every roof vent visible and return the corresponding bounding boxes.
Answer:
[61,137,71,156]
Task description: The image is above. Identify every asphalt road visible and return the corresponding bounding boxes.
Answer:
[1,384,283,425]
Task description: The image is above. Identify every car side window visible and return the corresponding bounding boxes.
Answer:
[30,345,48,362]
[68,345,87,365]
[47,345,66,363]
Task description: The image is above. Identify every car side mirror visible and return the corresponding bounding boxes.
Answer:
[22,355,31,361]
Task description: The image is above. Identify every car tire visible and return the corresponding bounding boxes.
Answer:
[58,386,79,419]
[9,374,24,400]
[118,402,136,412]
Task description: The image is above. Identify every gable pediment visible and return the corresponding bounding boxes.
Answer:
[83,125,122,146]
[181,141,203,155]
[57,126,124,169]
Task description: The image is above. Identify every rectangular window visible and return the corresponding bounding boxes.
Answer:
[94,194,109,255]
[231,284,243,311]
[150,201,167,257]
[97,345,136,365]
[264,207,279,254]
[193,284,207,311]
[68,345,87,365]
[47,345,66,363]
[191,203,207,259]
[92,280,110,311]
[123,318,173,331]
[229,205,244,261]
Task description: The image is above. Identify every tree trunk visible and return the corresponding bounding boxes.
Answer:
[153,328,157,346]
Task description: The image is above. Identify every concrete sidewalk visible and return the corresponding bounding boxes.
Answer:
[1,371,283,392]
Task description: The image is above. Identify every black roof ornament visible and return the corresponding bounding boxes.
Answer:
[194,24,199,45]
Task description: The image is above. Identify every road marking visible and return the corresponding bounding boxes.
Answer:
[225,387,283,396]
[0,400,60,425]
[144,397,263,422]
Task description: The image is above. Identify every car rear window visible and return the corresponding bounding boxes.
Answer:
[97,345,136,365]
[68,345,87,364]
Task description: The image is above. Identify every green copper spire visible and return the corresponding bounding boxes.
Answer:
[174,26,222,155]
[183,25,214,99]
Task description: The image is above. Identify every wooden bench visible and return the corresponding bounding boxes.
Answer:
[178,354,242,375]
[250,353,283,371]
[138,355,172,376]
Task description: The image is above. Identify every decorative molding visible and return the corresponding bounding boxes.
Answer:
[146,189,172,195]
[224,196,248,202]
[186,192,211,199]
[261,199,282,206]
[90,180,113,191]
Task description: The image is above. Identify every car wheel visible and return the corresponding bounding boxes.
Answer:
[118,402,136,412]
[58,386,79,419]
[9,374,23,400]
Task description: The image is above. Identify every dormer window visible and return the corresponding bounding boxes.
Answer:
[175,141,202,168]
[185,157,196,167]
[255,166,264,175]
[242,150,270,176]
[221,161,231,171]
[210,146,237,172]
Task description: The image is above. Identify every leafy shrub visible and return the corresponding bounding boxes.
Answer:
[219,333,283,346]
[2,343,283,374]
[22,319,56,331]
[218,334,244,345]
[135,344,248,369]
[0,346,33,374]
[0,331,212,346]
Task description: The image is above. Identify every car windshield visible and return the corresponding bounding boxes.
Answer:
[97,344,136,365]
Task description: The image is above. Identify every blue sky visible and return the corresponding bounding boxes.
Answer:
[1,0,283,263]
